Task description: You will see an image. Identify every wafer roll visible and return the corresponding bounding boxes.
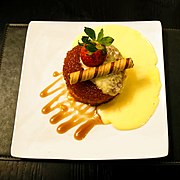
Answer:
[69,58,134,84]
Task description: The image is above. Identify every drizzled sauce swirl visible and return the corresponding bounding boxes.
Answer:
[40,71,103,140]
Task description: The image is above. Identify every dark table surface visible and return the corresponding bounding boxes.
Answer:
[0,0,180,179]
[0,0,180,29]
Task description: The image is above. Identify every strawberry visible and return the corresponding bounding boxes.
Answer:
[80,45,106,67]
[78,27,114,67]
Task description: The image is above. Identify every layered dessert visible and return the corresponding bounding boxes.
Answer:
[63,27,134,106]
[40,25,161,140]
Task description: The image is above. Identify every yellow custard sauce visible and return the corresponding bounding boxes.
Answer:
[40,24,162,141]
[95,25,161,130]
[73,24,161,130]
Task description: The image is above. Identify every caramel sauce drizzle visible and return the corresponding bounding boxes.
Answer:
[40,71,103,140]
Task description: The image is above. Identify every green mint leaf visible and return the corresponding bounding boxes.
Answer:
[82,36,90,44]
[99,36,114,46]
[86,44,97,52]
[78,41,84,46]
[97,28,104,42]
[84,27,96,40]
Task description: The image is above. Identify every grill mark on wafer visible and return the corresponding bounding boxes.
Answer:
[94,66,99,78]
[125,58,130,69]
[109,61,115,74]
[78,70,83,83]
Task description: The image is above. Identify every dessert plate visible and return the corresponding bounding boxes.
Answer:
[11,21,168,160]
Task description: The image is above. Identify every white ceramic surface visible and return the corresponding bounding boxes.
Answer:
[11,21,168,160]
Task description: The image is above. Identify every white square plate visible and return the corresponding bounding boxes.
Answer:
[11,21,168,160]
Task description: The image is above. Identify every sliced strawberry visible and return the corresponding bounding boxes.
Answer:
[80,46,106,67]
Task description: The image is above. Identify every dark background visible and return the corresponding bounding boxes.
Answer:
[0,0,180,28]
[0,0,180,179]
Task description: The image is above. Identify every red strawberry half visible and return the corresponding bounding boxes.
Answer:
[80,45,106,67]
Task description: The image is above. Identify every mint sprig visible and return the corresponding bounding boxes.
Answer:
[84,27,96,40]
[97,28,104,42]
[99,36,114,46]
[78,27,114,53]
